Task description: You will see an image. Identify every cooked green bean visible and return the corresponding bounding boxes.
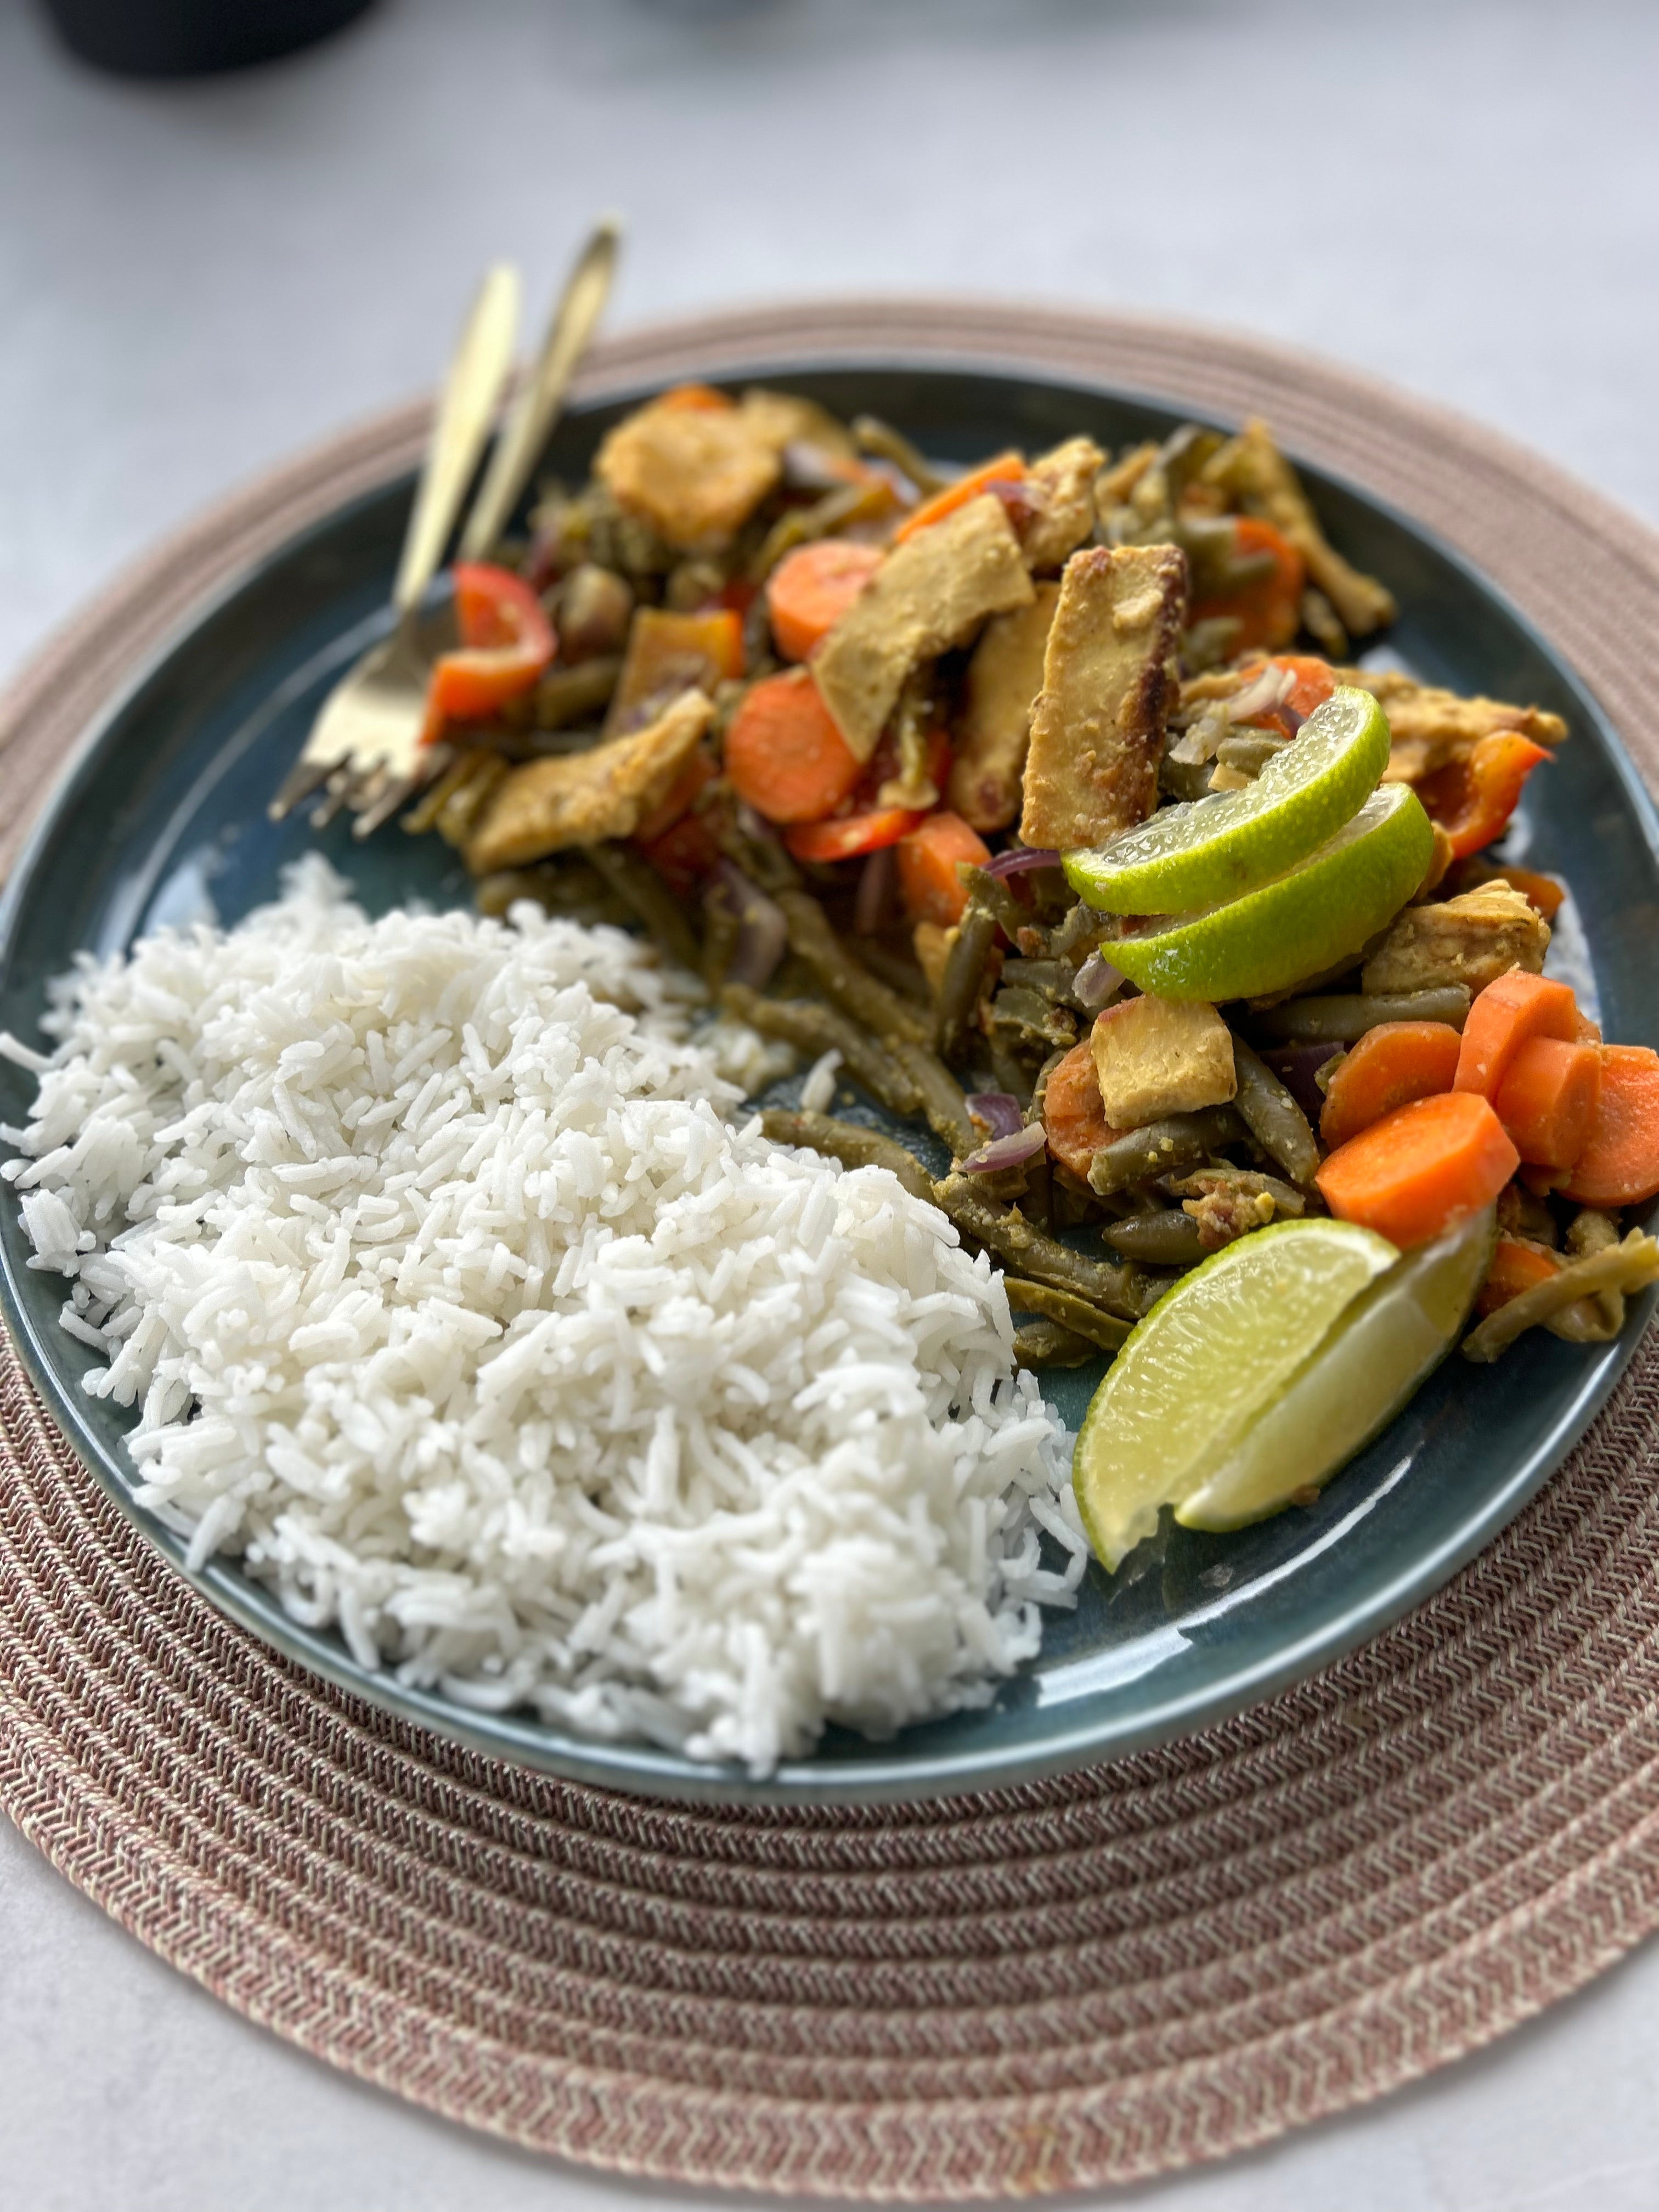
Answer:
[748,478,891,585]
[761,1110,935,1205]
[1462,1232,1659,1363]
[933,1175,1143,1320]
[850,414,947,496]
[987,984,1076,1054]
[1165,1164,1308,1217]
[531,655,622,730]
[854,939,932,1004]
[584,841,701,974]
[935,896,1001,1059]
[1252,988,1472,1043]
[1214,732,1289,776]
[1013,1318,1100,1369]
[777,890,934,1047]
[1098,1209,1206,1267]
[1231,1036,1322,1186]
[721,984,923,1114]
[1551,1208,1627,1339]
[1003,1278,1132,1353]
[1087,1107,1248,1197]
[960,865,1030,941]
[888,1039,976,1157]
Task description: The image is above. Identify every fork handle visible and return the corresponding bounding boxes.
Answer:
[457,217,622,564]
[391,263,521,617]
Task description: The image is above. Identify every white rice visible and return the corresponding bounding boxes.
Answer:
[2,859,1084,1774]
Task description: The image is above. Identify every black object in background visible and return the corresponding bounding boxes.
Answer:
[42,0,376,76]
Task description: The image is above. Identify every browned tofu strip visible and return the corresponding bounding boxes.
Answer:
[812,494,1035,761]
[1019,436,1104,571]
[464,689,713,871]
[1019,543,1188,850]
[595,399,781,550]
[1360,883,1550,995]
[1346,669,1570,783]
[1204,417,1397,637]
[948,583,1060,832]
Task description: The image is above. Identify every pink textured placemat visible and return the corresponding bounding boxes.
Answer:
[4,301,1659,2200]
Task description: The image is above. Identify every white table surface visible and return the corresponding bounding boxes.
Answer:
[3,1,1658,2204]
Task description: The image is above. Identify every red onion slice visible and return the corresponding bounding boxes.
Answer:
[1072,950,1124,1012]
[964,1090,1025,1139]
[1260,1041,1344,1120]
[853,844,894,935]
[983,845,1062,879]
[960,1121,1047,1174]
[1226,662,1296,725]
[709,861,788,990]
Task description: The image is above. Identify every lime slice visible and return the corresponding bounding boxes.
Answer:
[1072,1218,1399,1571]
[1065,686,1391,915]
[1177,1205,1495,1531]
[1104,783,1435,1003]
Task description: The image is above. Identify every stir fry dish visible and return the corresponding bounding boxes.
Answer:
[385,385,1659,1571]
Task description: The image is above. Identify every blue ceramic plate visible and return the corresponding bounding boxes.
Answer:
[2,363,1655,1806]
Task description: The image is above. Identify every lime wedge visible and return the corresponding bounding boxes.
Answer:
[1104,783,1435,1003]
[1177,1205,1495,1531]
[1072,1218,1399,1571]
[1065,686,1391,915]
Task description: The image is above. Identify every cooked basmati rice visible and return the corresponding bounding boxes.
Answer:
[2,859,1084,1773]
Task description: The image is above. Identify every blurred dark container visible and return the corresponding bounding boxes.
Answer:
[42,0,375,76]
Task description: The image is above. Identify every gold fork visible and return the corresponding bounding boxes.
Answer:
[270,218,622,839]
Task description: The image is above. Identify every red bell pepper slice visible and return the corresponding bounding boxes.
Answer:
[785,805,929,865]
[423,563,555,741]
[1417,732,1551,860]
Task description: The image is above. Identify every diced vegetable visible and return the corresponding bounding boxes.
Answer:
[1316,1090,1520,1249]
[608,606,744,732]
[424,563,555,738]
[1463,1229,1659,1362]
[1475,1236,1562,1318]
[1189,517,1305,653]
[892,451,1025,543]
[766,539,884,662]
[1493,1035,1601,1169]
[1453,969,1579,1100]
[1560,1046,1659,1206]
[785,806,928,865]
[1041,1039,1115,1181]
[1416,731,1551,859]
[895,812,992,927]
[724,670,862,825]
[1091,995,1237,1128]
[1318,1020,1463,1150]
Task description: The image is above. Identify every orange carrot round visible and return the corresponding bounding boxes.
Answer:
[1238,653,1338,738]
[1560,1045,1659,1206]
[896,812,992,927]
[1475,1237,1561,1318]
[1493,1036,1602,1169]
[1454,969,1579,1101]
[1042,1039,1118,1181]
[723,670,862,826]
[1190,518,1306,653]
[766,540,883,662]
[893,452,1026,543]
[1417,731,1551,860]
[1318,1020,1463,1151]
[1316,1090,1519,1249]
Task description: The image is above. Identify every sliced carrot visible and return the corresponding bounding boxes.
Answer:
[896,812,992,928]
[1493,1036,1602,1169]
[1454,969,1579,1101]
[766,540,884,662]
[1042,1039,1119,1181]
[1416,731,1550,860]
[785,806,926,865]
[1475,1237,1561,1318]
[1190,518,1306,653]
[656,381,732,412]
[723,670,862,826]
[1318,1020,1463,1151]
[1560,1045,1659,1206]
[892,451,1026,543]
[1316,1090,1520,1249]
[633,747,717,847]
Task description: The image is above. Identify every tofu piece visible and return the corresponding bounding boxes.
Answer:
[1020,543,1188,851]
[595,398,781,550]
[465,689,713,871]
[1090,996,1237,1130]
[1203,417,1397,637]
[1350,669,1569,784]
[948,583,1060,832]
[812,494,1034,761]
[1360,883,1550,995]
[738,386,859,461]
[1019,436,1104,572]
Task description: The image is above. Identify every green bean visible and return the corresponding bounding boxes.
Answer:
[531,656,622,730]
[1214,732,1289,776]
[1013,1319,1100,1369]
[1252,988,1472,1043]
[1230,1036,1322,1187]
[1003,1279,1132,1353]
[851,414,947,496]
[761,1110,935,1205]
[1554,1209,1626,1339]
[721,984,923,1116]
[1462,1232,1659,1363]
[1098,1210,1206,1267]
[1000,958,1080,1001]
[1046,902,1113,961]
[584,842,701,975]
[935,896,1000,1059]
[987,984,1077,1054]
[748,478,891,585]
[777,890,934,1047]
[700,895,742,993]
[933,1175,1143,1320]
[1166,1164,1308,1217]
[1158,750,1215,803]
[713,802,800,896]
[1087,1107,1248,1197]
[888,1038,976,1157]
[854,939,933,1005]
[959,865,1030,941]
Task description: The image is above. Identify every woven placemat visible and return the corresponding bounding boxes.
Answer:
[5,301,1659,2200]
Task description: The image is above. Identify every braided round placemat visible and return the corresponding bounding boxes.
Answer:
[5,301,1659,2199]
